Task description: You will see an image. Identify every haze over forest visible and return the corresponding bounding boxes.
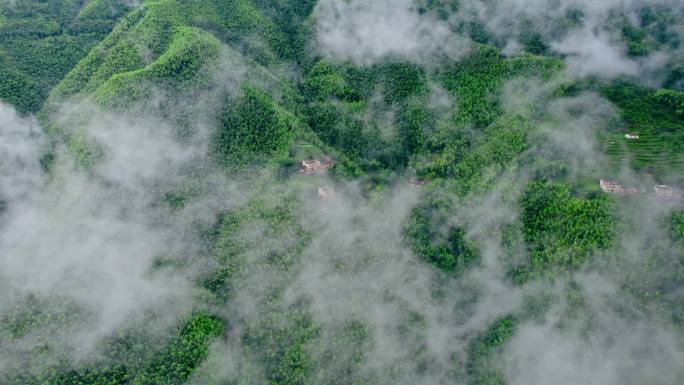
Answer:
[1,1,684,384]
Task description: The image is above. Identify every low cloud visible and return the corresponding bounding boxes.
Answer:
[553,30,640,78]
[314,0,470,65]
[0,100,241,365]
[314,0,684,80]
[505,277,684,385]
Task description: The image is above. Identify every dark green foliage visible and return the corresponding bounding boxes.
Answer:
[241,308,318,385]
[672,210,684,242]
[302,49,560,185]
[655,89,684,118]
[0,0,130,112]
[0,59,42,111]
[202,267,233,302]
[308,320,372,385]
[210,194,311,298]
[405,204,480,273]
[305,101,366,161]
[467,316,517,385]
[49,10,146,99]
[380,62,427,104]
[417,0,459,20]
[521,182,616,270]
[7,313,224,385]
[664,62,684,89]
[521,32,548,56]
[70,0,133,36]
[627,5,681,56]
[249,0,317,62]
[23,366,130,385]
[621,22,651,57]
[397,101,431,157]
[213,86,295,168]
[133,314,224,385]
[303,59,432,170]
[518,20,549,55]
[456,21,491,45]
[603,5,682,58]
[183,0,314,66]
[209,195,319,385]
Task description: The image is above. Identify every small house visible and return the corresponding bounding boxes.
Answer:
[301,159,321,171]
[599,179,625,194]
[654,184,681,197]
[300,158,335,175]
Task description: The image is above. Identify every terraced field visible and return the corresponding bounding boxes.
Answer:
[601,132,684,175]
[291,139,325,161]
[600,83,684,182]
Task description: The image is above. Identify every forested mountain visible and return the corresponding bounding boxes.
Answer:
[1,1,683,384]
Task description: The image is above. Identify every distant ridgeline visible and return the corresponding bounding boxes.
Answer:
[0,1,683,384]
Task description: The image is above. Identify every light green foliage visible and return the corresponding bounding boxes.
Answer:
[188,0,284,64]
[439,46,562,128]
[49,9,147,98]
[440,46,510,128]
[50,0,210,100]
[412,48,563,195]
[53,0,220,106]
[422,114,532,195]
[521,182,616,270]
[94,26,220,107]
[303,60,360,101]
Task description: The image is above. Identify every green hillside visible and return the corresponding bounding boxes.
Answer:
[1,1,683,384]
